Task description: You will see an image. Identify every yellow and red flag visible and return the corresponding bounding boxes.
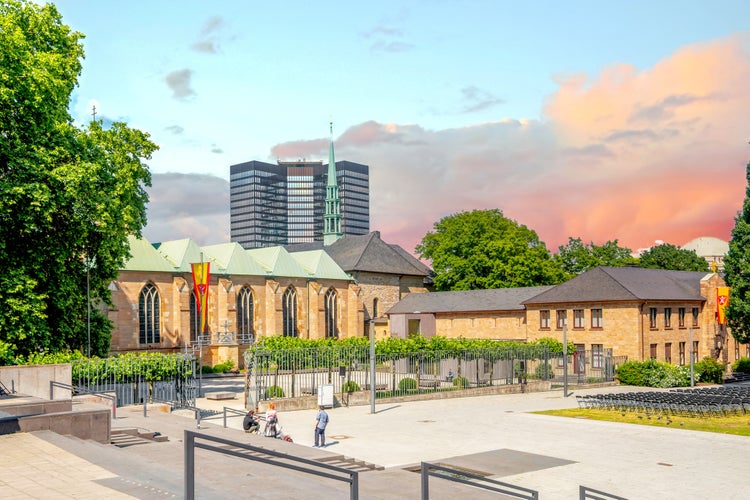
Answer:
[191,262,210,333]
[717,286,730,325]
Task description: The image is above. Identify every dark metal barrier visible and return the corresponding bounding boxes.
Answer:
[580,485,628,500]
[420,461,538,499]
[184,430,358,500]
[49,380,117,418]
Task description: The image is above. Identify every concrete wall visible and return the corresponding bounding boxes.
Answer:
[18,408,111,443]
[0,364,72,400]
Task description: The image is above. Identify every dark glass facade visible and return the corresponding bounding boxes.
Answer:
[230,160,369,248]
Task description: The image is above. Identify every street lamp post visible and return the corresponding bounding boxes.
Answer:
[86,262,90,357]
[369,319,376,414]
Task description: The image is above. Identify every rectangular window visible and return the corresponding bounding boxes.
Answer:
[649,308,657,328]
[678,307,685,328]
[591,309,603,329]
[650,343,657,359]
[735,343,740,361]
[692,307,699,327]
[665,343,672,364]
[664,308,672,328]
[679,342,686,366]
[592,344,603,368]
[693,341,699,363]
[556,310,567,329]
[573,309,584,329]
[540,310,550,329]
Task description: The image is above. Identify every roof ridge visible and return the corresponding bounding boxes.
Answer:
[352,232,377,270]
[598,267,640,299]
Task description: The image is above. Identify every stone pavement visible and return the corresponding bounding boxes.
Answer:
[1,384,749,499]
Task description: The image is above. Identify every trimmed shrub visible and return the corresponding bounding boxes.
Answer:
[695,357,725,384]
[212,359,236,374]
[398,377,417,390]
[452,376,469,388]
[342,380,361,393]
[535,362,554,381]
[264,385,284,398]
[201,365,215,374]
[732,357,750,374]
[616,359,692,388]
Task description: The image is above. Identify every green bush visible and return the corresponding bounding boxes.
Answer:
[264,385,284,398]
[616,359,692,388]
[201,365,214,374]
[534,362,554,381]
[212,359,236,374]
[452,376,469,388]
[732,357,750,374]
[398,377,417,390]
[342,380,361,393]
[695,357,725,384]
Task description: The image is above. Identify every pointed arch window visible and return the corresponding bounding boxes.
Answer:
[139,283,161,344]
[325,288,338,338]
[189,291,199,342]
[282,287,298,337]
[373,298,379,319]
[237,286,255,340]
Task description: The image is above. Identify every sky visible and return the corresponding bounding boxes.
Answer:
[51,0,750,256]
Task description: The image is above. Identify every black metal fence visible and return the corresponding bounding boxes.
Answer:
[71,354,198,409]
[245,346,622,403]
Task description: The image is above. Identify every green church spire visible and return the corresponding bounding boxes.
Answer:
[323,120,342,245]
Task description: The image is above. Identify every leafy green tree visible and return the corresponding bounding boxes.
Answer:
[555,237,637,275]
[415,209,566,290]
[725,161,750,344]
[0,1,157,359]
[638,243,709,272]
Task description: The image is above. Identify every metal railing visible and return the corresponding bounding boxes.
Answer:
[420,462,538,499]
[246,346,560,403]
[184,430,358,499]
[49,380,117,418]
[71,355,197,409]
[580,485,628,500]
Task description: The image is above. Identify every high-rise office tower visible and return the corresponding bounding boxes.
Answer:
[230,130,369,249]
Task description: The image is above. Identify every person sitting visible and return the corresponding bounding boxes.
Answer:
[242,410,259,434]
[264,403,278,437]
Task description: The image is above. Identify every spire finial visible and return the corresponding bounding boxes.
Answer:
[91,105,97,122]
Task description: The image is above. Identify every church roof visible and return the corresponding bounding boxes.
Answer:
[523,266,711,305]
[152,238,204,272]
[122,235,176,272]
[291,250,351,280]
[201,242,269,276]
[324,232,431,276]
[387,286,555,314]
[246,246,311,278]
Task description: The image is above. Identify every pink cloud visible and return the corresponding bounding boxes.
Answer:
[302,35,749,255]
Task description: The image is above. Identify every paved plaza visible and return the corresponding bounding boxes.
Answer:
[1,382,749,498]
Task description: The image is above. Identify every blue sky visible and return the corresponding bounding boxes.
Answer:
[52,0,750,253]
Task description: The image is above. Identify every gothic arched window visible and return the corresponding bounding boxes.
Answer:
[237,286,255,340]
[325,288,338,338]
[282,286,298,337]
[139,283,160,344]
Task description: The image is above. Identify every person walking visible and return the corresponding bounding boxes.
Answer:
[313,405,329,448]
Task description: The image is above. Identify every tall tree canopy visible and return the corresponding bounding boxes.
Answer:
[638,243,709,272]
[724,161,750,344]
[0,0,157,359]
[415,209,566,291]
[555,237,637,275]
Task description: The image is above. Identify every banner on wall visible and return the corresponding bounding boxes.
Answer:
[191,262,211,334]
[717,286,730,325]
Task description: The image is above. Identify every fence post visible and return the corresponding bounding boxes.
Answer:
[184,430,195,500]
[420,462,429,500]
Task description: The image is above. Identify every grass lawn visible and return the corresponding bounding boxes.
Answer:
[535,408,750,436]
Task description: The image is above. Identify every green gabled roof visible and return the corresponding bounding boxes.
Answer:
[202,242,268,276]
[122,235,176,272]
[246,246,310,278]
[153,238,206,272]
[291,250,351,281]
